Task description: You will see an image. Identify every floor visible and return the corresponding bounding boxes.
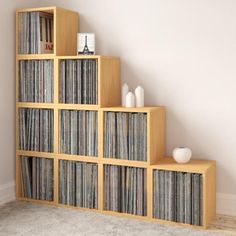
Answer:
[0,201,235,236]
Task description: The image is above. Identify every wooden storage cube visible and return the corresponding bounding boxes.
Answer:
[103,164,147,216]
[18,156,54,201]
[16,7,79,56]
[18,59,54,103]
[59,160,98,209]
[151,158,216,228]
[18,108,54,152]
[102,107,165,164]
[57,56,120,107]
[59,109,98,157]
[153,169,203,226]
[59,59,97,105]
[103,111,147,161]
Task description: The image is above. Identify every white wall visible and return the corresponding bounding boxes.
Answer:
[1,0,236,215]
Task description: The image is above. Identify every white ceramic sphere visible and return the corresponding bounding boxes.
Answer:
[172,147,192,164]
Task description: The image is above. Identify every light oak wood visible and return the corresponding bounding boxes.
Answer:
[16,55,55,60]
[57,55,119,60]
[16,102,55,109]
[102,158,148,168]
[17,197,55,205]
[150,217,205,229]
[98,164,103,211]
[56,104,99,110]
[53,158,59,204]
[98,57,121,107]
[57,154,98,163]
[151,158,216,174]
[147,168,153,219]
[57,203,99,212]
[16,150,99,163]
[16,6,55,13]
[16,102,99,110]
[148,108,166,164]
[203,163,216,228]
[16,150,55,159]
[15,156,21,198]
[55,8,79,56]
[101,106,164,112]
[101,210,148,220]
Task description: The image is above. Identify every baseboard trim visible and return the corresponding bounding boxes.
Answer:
[0,182,15,205]
[217,193,236,216]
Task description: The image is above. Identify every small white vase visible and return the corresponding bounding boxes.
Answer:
[135,86,144,107]
[121,83,129,107]
[172,147,192,164]
[125,92,135,108]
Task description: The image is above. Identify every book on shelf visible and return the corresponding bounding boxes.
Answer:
[59,110,98,157]
[19,60,53,103]
[103,112,147,161]
[104,165,147,216]
[20,156,53,201]
[19,108,53,152]
[59,160,98,209]
[59,59,97,105]
[153,170,203,226]
[18,12,53,54]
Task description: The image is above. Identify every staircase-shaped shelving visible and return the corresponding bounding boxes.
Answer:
[15,6,216,229]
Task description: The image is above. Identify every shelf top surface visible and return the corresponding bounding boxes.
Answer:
[57,55,119,60]
[151,158,216,173]
[16,6,56,13]
[16,55,119,60]
[101,106,165,112]
[16,54,55,60]
[16,6,78,14]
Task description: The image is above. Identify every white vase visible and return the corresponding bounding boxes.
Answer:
[172,147,192,164]
[125,92,135,108]
[121,83,129,107]
[135,86,144,107]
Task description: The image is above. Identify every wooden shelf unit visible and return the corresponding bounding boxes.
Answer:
[101,106,165,165]
[56,56,121,107]
[148,158,216,228]
[15,6,216,230]
[16,6,79,56]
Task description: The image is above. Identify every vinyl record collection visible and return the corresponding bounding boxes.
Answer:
[18,12,53,54]
[19,60,53,103]
[104,165,147,216]
[59,110,98,156]
[153,170,203,226]
[59,160,98,209]
[20,156,53,200]
[59,59,97,104]
[19,108,53,152]
[103,112,147,161]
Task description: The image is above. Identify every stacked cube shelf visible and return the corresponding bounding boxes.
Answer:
[16,6,216,229]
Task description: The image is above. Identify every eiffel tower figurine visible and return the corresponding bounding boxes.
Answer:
[83,35,90,54]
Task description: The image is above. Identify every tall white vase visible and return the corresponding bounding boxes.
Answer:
[125,92,135,108]
[122,83,129,107]
[135,86,144,107]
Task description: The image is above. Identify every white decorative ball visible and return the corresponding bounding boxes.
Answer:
[172,147,192,164]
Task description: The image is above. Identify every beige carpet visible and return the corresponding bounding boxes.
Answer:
[0,201,234,236]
